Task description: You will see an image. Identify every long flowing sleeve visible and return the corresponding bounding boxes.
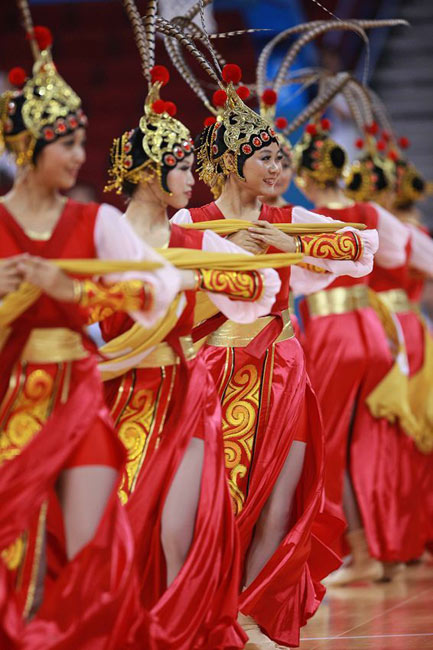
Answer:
[290,205,378,296]
[405,223,433,277]
[94,203,181,327]
[369,202,410,268]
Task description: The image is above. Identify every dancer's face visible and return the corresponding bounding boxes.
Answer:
[240,142,282,197]
[272,152,292,197]
[34,128,86,191]
[166,153,195,209]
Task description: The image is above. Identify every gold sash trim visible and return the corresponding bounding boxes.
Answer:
[137,335,196,368]
[20,328,88,363]
[377,289,411,314]
[206,309,294,348]
[306,284,369,318]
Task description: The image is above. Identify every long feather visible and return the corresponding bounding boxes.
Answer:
[122,0,150,82]
[16,0,40,59]
[143,0,158,72]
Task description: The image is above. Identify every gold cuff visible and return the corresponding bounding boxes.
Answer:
[72,279,83,303]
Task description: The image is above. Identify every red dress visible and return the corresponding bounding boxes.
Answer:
[185,202,343,648]
[102,224,246,650]
[0,200,145,648]
[300,202,427,561]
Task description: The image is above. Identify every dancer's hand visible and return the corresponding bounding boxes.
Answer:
[248,221,298,253]
[16,256,76,302]
[0,256,25,297]
[226,229,266,255]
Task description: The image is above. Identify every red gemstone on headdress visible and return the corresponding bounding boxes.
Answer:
[123,141,132,154]
[7,101,16,116]
[306,123,317,136]
[164,101,177,117]
[212,89,228,107]
[275,117,288,130]
[8,67,27,88]
[261,88,277,106]
[212,144,218,155]
[173,146,184,159]
[204,116,217,127]
[164,154,176,167]
[80,114,88,127]
[55,120,67,134]
[366,160,374,169]
[4,118,13,134]
[150,65,170,87]
[398,136,410,149]
[312,162,319,169]
[236,85,250,100]
[388,150,399,161]
[241,144,252,155]
[315,140,324,148]
[31,26,53,51]
[152,100,166,114]
[124,156,132,169]
[222,63,242,85]
[355,138,364,149]
[183,141,192,152]
[43,127,55,141]
[261,131,270,141]
[68,115,78,129]
[253,137,262,148]
[320,118,331,131]
[269,128,276,137]
[312,150,320,159]
[214,122,221,130]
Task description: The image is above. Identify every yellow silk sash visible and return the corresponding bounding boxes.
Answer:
[181,219,367,235]
[0,249,302,327]
[407,318,433,453]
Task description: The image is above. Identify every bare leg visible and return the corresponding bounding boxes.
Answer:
[342,469,363,531]
[244,441,306,589]
[161,438,204,587]
[57,465,118,560]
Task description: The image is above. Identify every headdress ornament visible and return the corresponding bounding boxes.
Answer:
[0,3,86,166]
[105,0,193,195]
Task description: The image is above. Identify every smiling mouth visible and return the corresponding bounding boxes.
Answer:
[263,178,276,186]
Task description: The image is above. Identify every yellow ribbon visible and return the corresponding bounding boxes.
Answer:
[180,219,367,235]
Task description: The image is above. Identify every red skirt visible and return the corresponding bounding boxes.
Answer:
[201,336,342,648]
[104,356,246,650]
[303,306,427,562]
[0,356,145,649]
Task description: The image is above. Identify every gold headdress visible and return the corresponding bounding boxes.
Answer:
[105,0,193,195]
[0,6,85,167]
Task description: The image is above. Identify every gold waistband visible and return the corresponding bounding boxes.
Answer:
[206,308,294,348]
[377,289,411,314]
[20,328,88,363]
[306,284,369,318]
[137,335,196,368]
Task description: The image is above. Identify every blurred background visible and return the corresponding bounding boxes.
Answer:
[1,0,432,309]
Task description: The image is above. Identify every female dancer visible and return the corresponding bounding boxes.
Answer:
[164,20,377,646]
[100,3,282,648]
[0,22,189,646]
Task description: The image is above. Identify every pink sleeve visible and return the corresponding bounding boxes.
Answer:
[94,203,181,327]
[369,203,410,268]
[171,208,193,225]
[201,229,281,322]
[407,223,433,277]
[289,205,378,296]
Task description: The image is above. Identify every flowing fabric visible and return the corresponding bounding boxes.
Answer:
[174,202,344,648]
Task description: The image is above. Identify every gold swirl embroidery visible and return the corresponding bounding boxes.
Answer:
[116,387,158,505]
[0,369,54,465]
[1,537,25,570]
[198,269,263,301]
[79,279,154,323]
[300,232,361,260]
[221,363,260,515]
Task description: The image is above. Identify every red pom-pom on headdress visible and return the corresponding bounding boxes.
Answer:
[204,116,217,127]
[164,101,177,117]
[398,136,410,149]
[275,116,288,130]
[8,67,27,87]
[388,149,399,161]
[212,89,228,107]
[152,99,166,114]
[150,65,170,86]
[355,138,364,149]
[320,118,331,131]
[28,26,53,51]
[382,130,391,142]
[261,88,277,106]
[306,123,317,136]
[236,85,250,100]
[377,140,386,151]
[365,122,379,135]
[222,63,242,85]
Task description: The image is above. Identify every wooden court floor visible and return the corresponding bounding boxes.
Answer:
[299,557,433,649]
